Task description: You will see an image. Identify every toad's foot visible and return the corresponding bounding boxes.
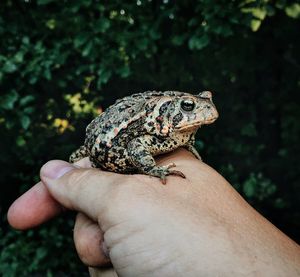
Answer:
[148,163,186,185]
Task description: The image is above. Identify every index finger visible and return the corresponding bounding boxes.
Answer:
[7,181,64,230]
[7,157,92,230]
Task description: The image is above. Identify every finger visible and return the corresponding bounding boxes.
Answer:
[7,181,64,230]
[40,160,125,224]
[74,213,111,267]
[7,149,193,230]
[9,149,195,230]
[8,158,92,230]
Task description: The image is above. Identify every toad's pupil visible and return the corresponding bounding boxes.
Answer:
[181,100,195,111]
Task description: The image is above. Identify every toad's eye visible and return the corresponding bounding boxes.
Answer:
[180,99,195,112]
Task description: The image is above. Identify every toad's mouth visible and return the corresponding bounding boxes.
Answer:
[175,117,218,131]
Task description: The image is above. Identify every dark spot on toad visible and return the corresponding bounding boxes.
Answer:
[172,113,183,126]
[159,101,171,115]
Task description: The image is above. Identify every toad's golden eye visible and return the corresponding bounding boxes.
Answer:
[180,99,195,112]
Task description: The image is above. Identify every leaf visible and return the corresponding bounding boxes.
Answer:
[188,18,198,27]
[117,65,130,78]
[37,0,55,5]
[188,34,210,50]
[248,7,267,20]
[22,36,30,44]
[20,115,31,130]
[15,52,24,63]
[74,33,90,48]
[82,41,93,57]
[23,107,35,114]
[149,29,161,40]
[44,69,52,80]
[20,95,35,106]
[250,19,261,32]
[285,4,300,19]
[96,68,112,88]
[243,177,256,197]
[0,91,19,110]
[94,18,111,33]
[46,19,56,30]
[16,136,26,147]
[137,38,149,51]
[29,75,38,84]
[171,35,186,46]
[3,60,17,73]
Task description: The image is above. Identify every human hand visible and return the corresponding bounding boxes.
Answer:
[8,149,300,276]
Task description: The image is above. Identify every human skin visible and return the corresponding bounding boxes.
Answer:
[8,149,300,276]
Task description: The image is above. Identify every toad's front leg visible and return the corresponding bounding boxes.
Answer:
[127,137,186,184]
[184,144,202,160]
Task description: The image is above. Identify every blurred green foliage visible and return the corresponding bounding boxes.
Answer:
[0,217,88,276]
[0,0,300,275]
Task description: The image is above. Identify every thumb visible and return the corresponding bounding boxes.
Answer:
[40,160,121,222]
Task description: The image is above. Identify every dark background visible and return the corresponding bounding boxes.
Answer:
[1,0,299,275]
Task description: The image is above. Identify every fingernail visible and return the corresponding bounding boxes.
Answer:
[41,160,76,180]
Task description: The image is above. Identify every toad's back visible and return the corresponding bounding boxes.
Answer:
[84,91,188,149]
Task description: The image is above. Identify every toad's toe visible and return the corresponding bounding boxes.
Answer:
[168,170,186,179]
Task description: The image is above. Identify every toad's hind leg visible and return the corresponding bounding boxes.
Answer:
[127,137,186,185]
[69,145,89,163]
